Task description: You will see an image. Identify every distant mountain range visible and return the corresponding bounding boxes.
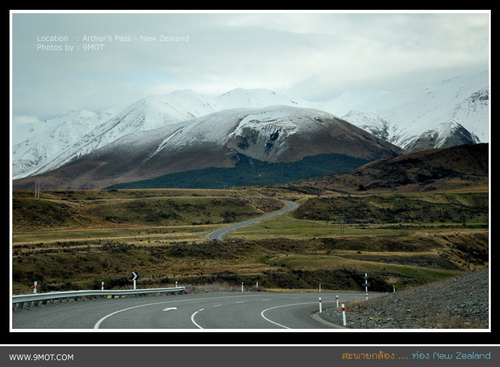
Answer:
[12,106,404,190]
[12,71,488,190]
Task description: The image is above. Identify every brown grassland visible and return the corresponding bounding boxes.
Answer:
[11,185,488,295]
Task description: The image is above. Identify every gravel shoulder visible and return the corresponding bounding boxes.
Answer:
[319,268,489,329]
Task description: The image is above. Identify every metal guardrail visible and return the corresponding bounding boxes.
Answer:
[12,287,185,307]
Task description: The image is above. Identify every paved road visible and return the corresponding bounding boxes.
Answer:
[12,291,371,329]
[205,200,299,241]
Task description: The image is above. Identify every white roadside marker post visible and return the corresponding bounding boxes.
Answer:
[319,297,322,313]
[336,295,339,308]
[33,281,38,294]
[363,273,370,300]
[342,304,347,326]
[241,282,244,292]
[101,282,104,290]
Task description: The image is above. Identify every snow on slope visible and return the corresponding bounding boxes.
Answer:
[25,105,404,189]
[95,105,404,170]
[336,71,489,150]
[137,105,324,160]
[140,106,342,163]
[12,110,106,178]
[12,90,218,179]
[12,71,489,179]
[12,88,310,179]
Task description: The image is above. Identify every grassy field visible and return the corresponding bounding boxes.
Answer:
[12,188,283,231]
[11,189,489,294]
[227,215,412,239]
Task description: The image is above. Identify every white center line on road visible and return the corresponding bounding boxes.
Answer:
[261,301,322,329]
[162,307,177,311]
[236,301,245,303]
[191,308,204,329]
[93,294,258,329]
[94,301,169,329]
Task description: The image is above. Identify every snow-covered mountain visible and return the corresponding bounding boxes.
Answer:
[12,106,405,190]
[11,88,314,179]
[334,71,489,150]
[12,90,218,179]
[11,71,489,181]
[12,110,110,178]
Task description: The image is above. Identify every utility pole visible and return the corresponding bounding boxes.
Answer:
[339,213,345,237]
[34,180,40,199]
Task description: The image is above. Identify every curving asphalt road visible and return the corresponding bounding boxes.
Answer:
[12,291,372,330]
[205,200,299,241]
[13,199,375,330]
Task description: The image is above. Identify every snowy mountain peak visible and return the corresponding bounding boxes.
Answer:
[12,105,406,190]
[334,72,489,151]
[404,121,479,152]
[12,109,105,178]
[12,71,489,180]
[215,88,300,110]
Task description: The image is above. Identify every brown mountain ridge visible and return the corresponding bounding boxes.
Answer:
[286,143,489,194]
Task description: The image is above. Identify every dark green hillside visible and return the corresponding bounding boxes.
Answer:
[106,153,370,189]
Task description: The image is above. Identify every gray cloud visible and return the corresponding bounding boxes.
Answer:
[11,11,489,122]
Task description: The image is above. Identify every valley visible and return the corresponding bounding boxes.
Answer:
[11,14,490,333]
[12,185,488,297]
[10,72,490,318]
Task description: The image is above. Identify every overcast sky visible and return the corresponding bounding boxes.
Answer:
[11,10,490,124]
